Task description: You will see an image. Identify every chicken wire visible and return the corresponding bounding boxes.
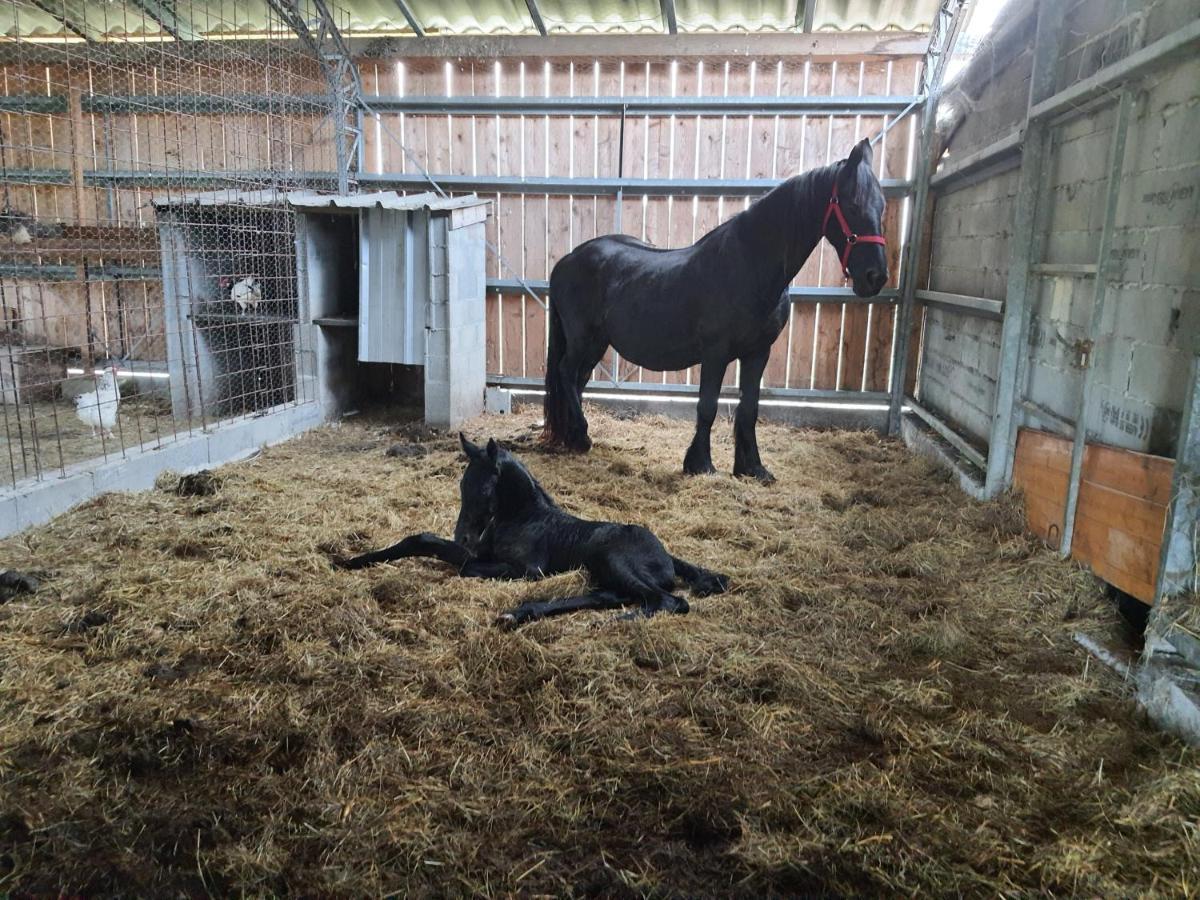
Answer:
[0,0,350,489]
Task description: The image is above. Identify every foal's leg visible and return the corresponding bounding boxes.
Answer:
[670,555,730,596]
[732,347,775,483]
[683,359,728,476]
[334,532,469,570]
[495,590,628,629]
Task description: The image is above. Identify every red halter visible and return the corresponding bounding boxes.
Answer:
[822,178,887,278]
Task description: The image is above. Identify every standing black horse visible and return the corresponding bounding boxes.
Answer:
[334,435,729,628]
[542,137,889,482]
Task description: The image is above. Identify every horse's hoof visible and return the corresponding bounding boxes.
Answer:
[494,612,519,630]
[735,465,776,485]
[682,460,717,477]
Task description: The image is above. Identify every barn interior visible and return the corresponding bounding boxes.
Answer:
[0,0,1198,894]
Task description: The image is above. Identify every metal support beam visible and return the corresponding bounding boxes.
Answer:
[907,397,987,470]
[391,0,425,36]
[929,126,1023,189]
[487,278,898,304]
[799,0,816,32]
[524,0,548,35]
[360,94,920,116]
[1059,89,1134,559]
[263,0,363,194]
[126,0,200,41]
[24,0,93,40]
[1155,354,1200,603]
[490,375,890,405]
[660,0,677,34]
[359,172,914,197]
[983,0,1069,497]
[0,168,915,198]
[887,0,970,435]
[916,289,1003,320]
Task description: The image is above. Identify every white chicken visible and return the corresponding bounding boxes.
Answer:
[74,366,121,438]
[230,276,263,316]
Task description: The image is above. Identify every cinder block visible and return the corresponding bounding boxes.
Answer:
[1129,343,1189,409]
[1150,226,1200,287]
[1086,384,1157,452]
[484,386,512,415]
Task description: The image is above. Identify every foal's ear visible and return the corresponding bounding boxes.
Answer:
[486,438,500,462]
[846,137,873,171]
[460,432,483,460]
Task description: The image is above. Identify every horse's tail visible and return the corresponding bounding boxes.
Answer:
[541,290,569,447]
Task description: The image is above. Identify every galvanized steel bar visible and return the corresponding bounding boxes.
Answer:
[1155,354,1200,603]
[486,278,899,304]
[489,375,891,404]
[1059,89,1134,559]
[929,126,1023,189]
[907,398,987,470]
[361,94,921,116]
[391,0,425,36]
[916,289,1003,320]
[887,0,971,435]
[983,0,1070,497]
[660,0,677,34]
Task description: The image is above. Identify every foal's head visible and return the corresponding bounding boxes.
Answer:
[823,138,889,298]
[455,434,546,554]
[455,434,503,555]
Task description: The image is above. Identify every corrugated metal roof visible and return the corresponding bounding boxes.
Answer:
[2,0,940,41]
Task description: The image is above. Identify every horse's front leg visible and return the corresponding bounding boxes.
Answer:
[683,358,727,476]
[334,532,470,570]
[732,347,775,484]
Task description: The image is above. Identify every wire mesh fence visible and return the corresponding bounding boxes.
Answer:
[0,0,348,489]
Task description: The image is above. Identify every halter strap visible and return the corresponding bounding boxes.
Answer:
[822,177,887,278]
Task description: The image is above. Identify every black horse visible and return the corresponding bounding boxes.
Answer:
[334,435,729,628]
[542,137,889,482]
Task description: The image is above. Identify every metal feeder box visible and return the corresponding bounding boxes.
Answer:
[289,191,490,428]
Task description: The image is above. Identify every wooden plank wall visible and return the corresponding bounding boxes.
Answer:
[358,55,922,392]
[1012,428,1173,604]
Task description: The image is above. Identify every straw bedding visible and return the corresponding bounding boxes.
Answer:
[1,404,1196,897]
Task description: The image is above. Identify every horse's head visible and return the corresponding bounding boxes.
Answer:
[824,138,889,298]
[455,433,503,555]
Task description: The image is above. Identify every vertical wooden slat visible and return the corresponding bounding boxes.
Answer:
[838,61,871,392]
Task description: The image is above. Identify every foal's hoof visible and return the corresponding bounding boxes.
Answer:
[694,572,730,596]
[735,465,776,485]
[494,612,519,631]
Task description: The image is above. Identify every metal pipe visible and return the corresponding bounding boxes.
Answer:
[1059,89,1134,559]
[915,289,1003,320]
[490,374,891,404]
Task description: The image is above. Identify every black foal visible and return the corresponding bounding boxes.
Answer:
[334,435,729,628]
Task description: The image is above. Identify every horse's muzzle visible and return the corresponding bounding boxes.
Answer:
[853,268,888,297]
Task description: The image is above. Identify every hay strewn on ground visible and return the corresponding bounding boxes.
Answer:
[1,404,1196,897]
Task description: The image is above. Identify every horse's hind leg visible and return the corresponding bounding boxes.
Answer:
[496,590,628,629]
[670,555,730,596]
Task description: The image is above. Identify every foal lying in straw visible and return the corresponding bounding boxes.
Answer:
[334,435,729,628]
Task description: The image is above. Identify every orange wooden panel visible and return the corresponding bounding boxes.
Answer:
[1013,428,1173,603]
[1082,444,1174,504]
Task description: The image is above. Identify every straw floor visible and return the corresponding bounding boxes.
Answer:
[1,404,1195,897]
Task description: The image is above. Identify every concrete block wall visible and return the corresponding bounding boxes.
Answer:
[920,0,1199,459]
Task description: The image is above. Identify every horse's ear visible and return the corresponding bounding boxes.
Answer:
[486,438,500,462]
[460,432,482,460]
[846,137,873,170]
